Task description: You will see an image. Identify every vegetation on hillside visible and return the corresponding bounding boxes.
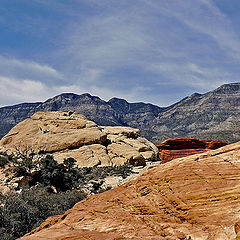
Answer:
[0,186,85,240]
[0,151,134,239]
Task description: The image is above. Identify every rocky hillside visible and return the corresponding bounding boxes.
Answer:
[0,83,239,143]
[19,141,240,240]
[150,83,240,143]
[0,111,158,168]
[0,93,164,142]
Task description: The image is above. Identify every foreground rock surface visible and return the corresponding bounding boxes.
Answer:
[19,141,240,240]
[0,111,158,167]
[158,138,228,163]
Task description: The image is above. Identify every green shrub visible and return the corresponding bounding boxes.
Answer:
[0,185,85,240]
[64,157,77,170]
[0,155,9,167]
[38,155,75,191]
[11,151,134,192]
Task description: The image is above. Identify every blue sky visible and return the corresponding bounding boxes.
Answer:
[0,0,240,107]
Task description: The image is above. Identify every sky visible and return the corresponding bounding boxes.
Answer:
[0,0,240,107]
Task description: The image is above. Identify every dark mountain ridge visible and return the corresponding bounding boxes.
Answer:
[0,83,239,144]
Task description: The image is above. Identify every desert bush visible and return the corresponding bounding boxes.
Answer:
[77,164,134,183]
[0,185,85,240]
[0,151,13,168]
[12,152,134,192]
[37,155,80,191]
[0,155,9,167]
[11,146,37,177]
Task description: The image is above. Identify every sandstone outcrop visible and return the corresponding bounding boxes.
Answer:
[157,138,228,150]
[157,138,228,163]
[19,141,240,240]
[160,149,207,163]
[0,111,158,167]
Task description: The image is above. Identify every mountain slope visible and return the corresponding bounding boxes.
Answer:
[150,83,240,143]
[0,83,239,143]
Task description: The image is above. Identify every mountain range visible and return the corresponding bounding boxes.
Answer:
[0,83,239,144]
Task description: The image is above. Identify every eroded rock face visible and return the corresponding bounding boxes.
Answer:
[19,142,240,240]
[0,111,159,167]
[157,138,228,163]
[160,149,207,163]
[157,138,228,150]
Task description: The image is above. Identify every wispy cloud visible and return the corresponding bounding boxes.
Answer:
[148,0,240,58]
[0,76,50,105]
[58,0,239,99]
[0,76,87,107]
[0,56,64,106]
[0,55,62,84]
[1,0,240,106]
[0,56,60,77]
[151,62,230,89]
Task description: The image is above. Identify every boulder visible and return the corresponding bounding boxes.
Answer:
[0,111,106,153]
[107,142,146,166]
[0,111,159,167]
[54,144,111,167]
[103,126,140,138]
[157,138,228,163]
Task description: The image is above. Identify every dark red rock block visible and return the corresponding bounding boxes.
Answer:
[205,140,228,149]
[157,138,228,163]
[160,149,207,163]
[157,138,228,150]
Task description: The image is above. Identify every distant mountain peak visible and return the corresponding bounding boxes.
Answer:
[58,93,79,98]
[212,83,240,94]
[46,93,105,104]
[108,97,129,104]
[108,97,130,114]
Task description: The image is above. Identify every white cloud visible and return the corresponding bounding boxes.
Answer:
[0,56,62,80]
[1,0,240,107]
[0,76,85,107]
[0,76,51,104]
[0,57,64,106]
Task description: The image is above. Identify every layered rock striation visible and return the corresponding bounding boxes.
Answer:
[157,138,228,163]
[0,111,158,167]
[19,141,240,239]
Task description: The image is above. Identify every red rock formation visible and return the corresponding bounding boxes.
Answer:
[161,149,207,163]
[157,138,228,150]
[19,142,240,240]
[157,138,228,163]
[205,140,228,149]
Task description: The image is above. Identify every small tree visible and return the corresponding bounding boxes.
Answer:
[12,145,37,177]
[63,157,77,170]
